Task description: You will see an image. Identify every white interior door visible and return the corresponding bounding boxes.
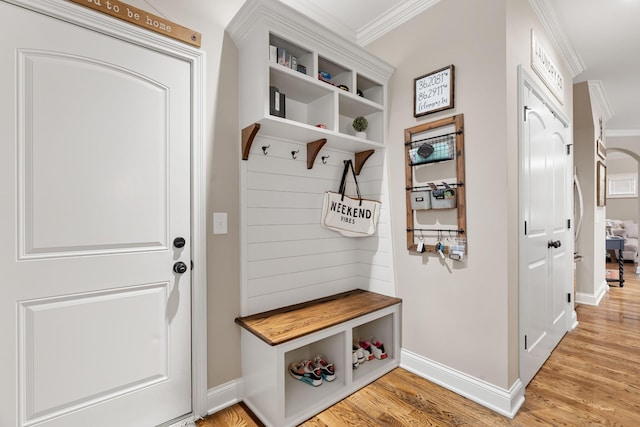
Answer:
[519,77,572,386]
[0,3,193,426]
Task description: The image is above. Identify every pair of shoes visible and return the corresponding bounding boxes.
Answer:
[353,341,370,369]
[353,338,376,369]
[352,344,362,369]
[356,339,375,362]
[359,337,387,360]
[289,355,335,386]
[289,359,322,386]
[313,354,336,382]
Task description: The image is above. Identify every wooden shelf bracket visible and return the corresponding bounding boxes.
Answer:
[241,123,261,160]
[306,138,327,169]
[354,149,375,175]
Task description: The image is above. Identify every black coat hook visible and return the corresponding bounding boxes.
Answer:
[291,149,300,159]
[262,145,270,155]
[321,155,330,164]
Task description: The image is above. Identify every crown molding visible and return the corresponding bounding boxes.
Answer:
[279,0,441,47]
[227,0,394,83]
[358,0,440,46]
[529,0,585,78]
[606,129,640,138]
[588,80,614,123]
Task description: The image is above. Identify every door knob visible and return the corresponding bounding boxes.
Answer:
[547,240,562,249]
[173,237,186,248]
[173,261,188,274]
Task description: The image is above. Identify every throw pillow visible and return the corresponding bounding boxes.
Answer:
[624,221,639,239]
[612,228,627,238]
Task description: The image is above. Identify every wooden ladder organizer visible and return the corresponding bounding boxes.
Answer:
[404,114,466,254]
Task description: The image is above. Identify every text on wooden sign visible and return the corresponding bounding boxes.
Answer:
[68,0,201,47]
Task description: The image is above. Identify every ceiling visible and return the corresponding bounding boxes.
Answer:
[279,0,640,136]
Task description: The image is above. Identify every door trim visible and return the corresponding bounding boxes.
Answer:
[517,65,573,383]
[5,0,208,420]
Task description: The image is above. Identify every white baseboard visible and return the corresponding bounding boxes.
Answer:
[571,309,579,330]
[576,280,608,306]
[207,355,525,419]
[168,417,197,427]
[206,378,243,415]
[400,349,525,418]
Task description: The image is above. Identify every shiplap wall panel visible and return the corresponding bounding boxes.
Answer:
[248,251,359,279]
[246,172,327,194]
[357,263,393,282]
[248,265,358,297]
[246,207,319,225]
[248,224,331,243]
[363,277,393,296]
[355,249,394,266]
[247,238,359,261]
[247,189,322,208]
[243,135,396,315]
[245,278,363,315]
[354,155,395,297]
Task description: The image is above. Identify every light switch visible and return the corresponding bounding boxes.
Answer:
[213,212,227,235]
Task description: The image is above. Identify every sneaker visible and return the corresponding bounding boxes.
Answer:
[369,337,388,360]
[313,355,336,382]
[352,350,359,369]
[288,360,322,386]
[357,338,375,361]
[353,343,366,364]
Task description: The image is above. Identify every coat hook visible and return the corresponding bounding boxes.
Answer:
[321,155,330,164]
[262,145,270,155]
[291,149,300,160]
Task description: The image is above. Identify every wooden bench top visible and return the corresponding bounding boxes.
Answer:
[235,289,402,346]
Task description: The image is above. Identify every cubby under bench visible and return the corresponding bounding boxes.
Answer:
[235,289,402,427]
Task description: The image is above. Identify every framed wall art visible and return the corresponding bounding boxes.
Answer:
[414,65,454,117]
[597,139,606,159]
[607,173,638,199]
[597,161,606,207]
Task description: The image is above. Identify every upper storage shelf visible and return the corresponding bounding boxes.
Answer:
[227,0,394,153]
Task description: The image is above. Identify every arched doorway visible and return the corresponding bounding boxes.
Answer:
[605,148,639,272]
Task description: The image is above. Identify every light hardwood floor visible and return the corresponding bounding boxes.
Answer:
[199,262,640,426]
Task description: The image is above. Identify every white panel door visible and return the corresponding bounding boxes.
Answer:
[0,3,192,426]
[520,83,572,386]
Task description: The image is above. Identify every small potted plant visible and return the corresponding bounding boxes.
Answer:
[352,116,368,139]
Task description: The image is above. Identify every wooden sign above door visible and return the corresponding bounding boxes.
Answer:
[68,0,201,47]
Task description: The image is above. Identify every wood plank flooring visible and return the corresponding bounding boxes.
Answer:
[199,262,640,426]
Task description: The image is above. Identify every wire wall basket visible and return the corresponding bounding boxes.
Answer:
[407,131,457,166]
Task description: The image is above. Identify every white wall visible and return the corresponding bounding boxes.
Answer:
[606,155,638,221]
[366,0,573,393]
[574,82,607,302]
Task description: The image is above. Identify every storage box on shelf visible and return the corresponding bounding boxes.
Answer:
[236,290,401,427]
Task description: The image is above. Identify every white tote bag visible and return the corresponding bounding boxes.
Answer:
[321,160,381,237]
